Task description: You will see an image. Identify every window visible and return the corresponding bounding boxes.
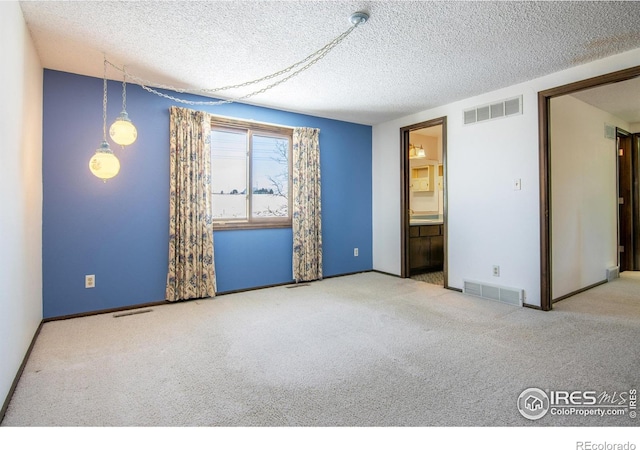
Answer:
[211,117,292,229]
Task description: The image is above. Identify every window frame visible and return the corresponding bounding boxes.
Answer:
[210,117,293,230]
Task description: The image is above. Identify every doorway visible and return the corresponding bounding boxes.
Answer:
[539,65,640,311]
[400,117,447,287]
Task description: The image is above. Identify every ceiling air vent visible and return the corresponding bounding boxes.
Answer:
[463,95,522,125]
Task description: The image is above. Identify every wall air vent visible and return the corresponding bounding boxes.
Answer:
[463,280,523,307]
[606,266,619,282]
[476,105,491,122]
[464,109,477,124]
[604,123,616,140]
[463,95,522,125]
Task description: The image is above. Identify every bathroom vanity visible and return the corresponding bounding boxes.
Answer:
[409,216,444,274]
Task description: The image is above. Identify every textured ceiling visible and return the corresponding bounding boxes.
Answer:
[571,77,640,124]
[19,0,640,125]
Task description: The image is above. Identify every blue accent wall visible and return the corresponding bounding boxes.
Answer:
[42,70,372,318]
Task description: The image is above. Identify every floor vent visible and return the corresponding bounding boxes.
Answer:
[463,280,523,307]
[606,266,620,282]
[286,283,311,289]
[113,308,153,318]
[463,95,522,125]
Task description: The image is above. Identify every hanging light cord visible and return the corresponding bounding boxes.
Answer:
[102,58,108,140]
[104,17,366,106]
[121,68,127,112]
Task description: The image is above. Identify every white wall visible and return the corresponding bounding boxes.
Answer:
[550,96,626,299]
[372,47,640,307]
[0,2,43,407]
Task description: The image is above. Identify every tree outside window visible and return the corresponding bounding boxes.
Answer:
[211,118,292,229]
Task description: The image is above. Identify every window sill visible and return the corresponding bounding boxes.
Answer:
[213,221,292,231]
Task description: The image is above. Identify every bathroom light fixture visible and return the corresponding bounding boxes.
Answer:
[409,144,425,159]
[89,59,120,182]
[109,67,137,147]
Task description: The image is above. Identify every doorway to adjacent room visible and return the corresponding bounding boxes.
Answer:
[400,117,447,287]
[539,65,640,311]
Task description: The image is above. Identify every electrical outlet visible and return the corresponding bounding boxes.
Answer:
[85,274,95,288]
[492,266,500,277]
[354,248,359,257]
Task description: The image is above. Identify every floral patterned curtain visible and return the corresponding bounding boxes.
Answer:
[292,127,322,282]
[166,106,216,301]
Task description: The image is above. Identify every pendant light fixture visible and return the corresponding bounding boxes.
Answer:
[89,59,120,182]
[109,67,137,147]
[86,11,371,180]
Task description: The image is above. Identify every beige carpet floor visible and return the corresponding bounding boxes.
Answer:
[2,271,639,427]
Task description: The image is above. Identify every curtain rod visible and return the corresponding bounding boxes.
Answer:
[209,113,296,130]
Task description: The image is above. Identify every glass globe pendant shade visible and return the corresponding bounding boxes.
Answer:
[89,141,120,182]
[109,110,137,146]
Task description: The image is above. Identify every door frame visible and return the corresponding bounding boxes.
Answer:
[617,129,634,272]
[400,116,448,287]
[634,134,640,269]
[538,65,640,311]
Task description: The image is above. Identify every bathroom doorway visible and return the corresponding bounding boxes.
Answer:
[400,117,447,287]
